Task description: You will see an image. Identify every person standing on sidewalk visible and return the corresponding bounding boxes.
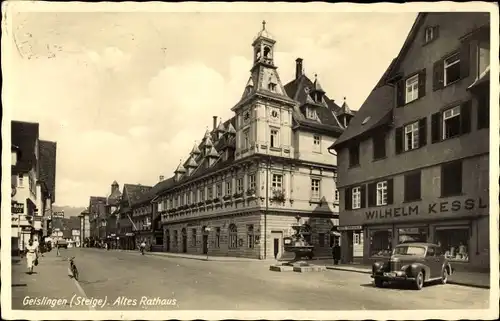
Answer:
[56,240,61,257]
[332,241,341,265]
[25,239,38,274]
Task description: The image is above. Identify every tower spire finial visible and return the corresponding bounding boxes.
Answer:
[262,20,266,30]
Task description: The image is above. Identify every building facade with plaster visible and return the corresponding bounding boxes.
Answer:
[330,12,491,270]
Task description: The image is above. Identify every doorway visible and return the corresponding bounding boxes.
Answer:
[271,231,283,259]
[181,228,187,253]
[165,230,170,252]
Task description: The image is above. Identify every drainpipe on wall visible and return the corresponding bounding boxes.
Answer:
[264,156,270,260]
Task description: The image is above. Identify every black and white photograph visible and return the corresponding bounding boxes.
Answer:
[1,1,498,320]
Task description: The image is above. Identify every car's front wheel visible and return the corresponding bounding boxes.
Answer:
[413,271,424,290]
[374,278,384,288]
[441,267,449,284]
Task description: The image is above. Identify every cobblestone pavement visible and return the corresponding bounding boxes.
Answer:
[11,248,490,311]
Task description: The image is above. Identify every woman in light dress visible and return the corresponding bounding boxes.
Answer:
[25,239,38,274]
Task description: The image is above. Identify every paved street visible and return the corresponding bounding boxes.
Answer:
[12,248,489,311]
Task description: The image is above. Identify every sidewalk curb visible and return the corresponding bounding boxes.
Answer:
[87,248,261,263]
[447,280,491,289]
[325,266,491,289]
[326,266,371,274]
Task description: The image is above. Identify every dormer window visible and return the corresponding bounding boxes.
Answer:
[306,107,316,120]
[268,83,276,92]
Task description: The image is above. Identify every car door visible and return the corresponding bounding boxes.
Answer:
[424,246,440,279]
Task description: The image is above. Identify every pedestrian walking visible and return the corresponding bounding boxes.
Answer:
[25,239,38,274]
[56,240,61,257]
[140,240,146,255]
[332,241,341,265]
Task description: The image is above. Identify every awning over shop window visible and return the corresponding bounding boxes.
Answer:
[331,231,341,237]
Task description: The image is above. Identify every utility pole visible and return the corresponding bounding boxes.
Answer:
[264,156,270,260]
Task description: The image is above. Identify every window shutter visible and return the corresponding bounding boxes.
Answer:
[360,185,366,209]
[477,93,490,129]
[396,79,405,107]
[460,100,472,134]
[344,187,352,210]
[433,59,444,91]
[459,42,470,79]
[418,68,426,98]
[418,117,427,147]
[435,26,440,39]
[395,127,403,154]
[431,112,442,143]
[386,178,394,205]
[367,183,377,207]
[415,172,422,200]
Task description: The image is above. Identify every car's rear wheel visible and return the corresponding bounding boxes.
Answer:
[414,271,424,290]
[441,267,449,284]
[374,278,384,288]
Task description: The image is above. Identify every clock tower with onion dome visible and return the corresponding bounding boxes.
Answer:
[231,21,296,161]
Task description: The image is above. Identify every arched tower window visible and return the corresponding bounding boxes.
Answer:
[263,46,271,58]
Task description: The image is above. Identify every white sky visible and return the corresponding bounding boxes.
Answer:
[7,10,418,207]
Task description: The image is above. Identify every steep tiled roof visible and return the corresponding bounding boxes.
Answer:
[11,120,39,174]
[330,85,394,149]
[381,13,426,83]
[88,196,106,217]
[125,184,153,207]
[38,140,57,202]
[284,74,344,134]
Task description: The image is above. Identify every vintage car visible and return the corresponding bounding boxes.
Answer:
[371,242,453,290]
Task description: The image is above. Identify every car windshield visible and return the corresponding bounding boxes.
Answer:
[393,245,426,256]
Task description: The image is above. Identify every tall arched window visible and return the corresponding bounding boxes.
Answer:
[247,224,255,249]
[229,224,238,249]
[173,230,178,247]
[302,224,312,244]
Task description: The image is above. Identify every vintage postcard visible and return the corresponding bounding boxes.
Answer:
[1,1,499,320]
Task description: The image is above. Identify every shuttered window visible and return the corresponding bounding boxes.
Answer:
[431,101,472,143]
[441,161,462,197]
[433,42,470,91]
[395,118,427,153]
[404,171,422,202]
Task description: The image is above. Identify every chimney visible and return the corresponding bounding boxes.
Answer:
[213,116,218,131]
[159,175,164,182]
[295,58,303,79]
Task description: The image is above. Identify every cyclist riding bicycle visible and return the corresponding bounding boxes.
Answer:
[140,241,146,255]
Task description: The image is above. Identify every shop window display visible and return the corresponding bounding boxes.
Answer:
[435,227,470,262]
[397,227,428,244]
[369,229,393,257]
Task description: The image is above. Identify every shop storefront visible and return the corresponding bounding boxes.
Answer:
[341,195,490,270]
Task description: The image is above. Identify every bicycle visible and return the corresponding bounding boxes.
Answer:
[69,257,79,281]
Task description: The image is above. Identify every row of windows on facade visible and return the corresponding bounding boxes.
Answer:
[167,224,340,249]
[415,26,489,101]
[348,35,490,167]
[158,173,338,211]
[240,126,323,151]
[346,159,464,210]
[368,225,472,262]
[349,97,489,167]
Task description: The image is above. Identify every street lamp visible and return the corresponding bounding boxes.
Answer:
[204,226,211,261]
